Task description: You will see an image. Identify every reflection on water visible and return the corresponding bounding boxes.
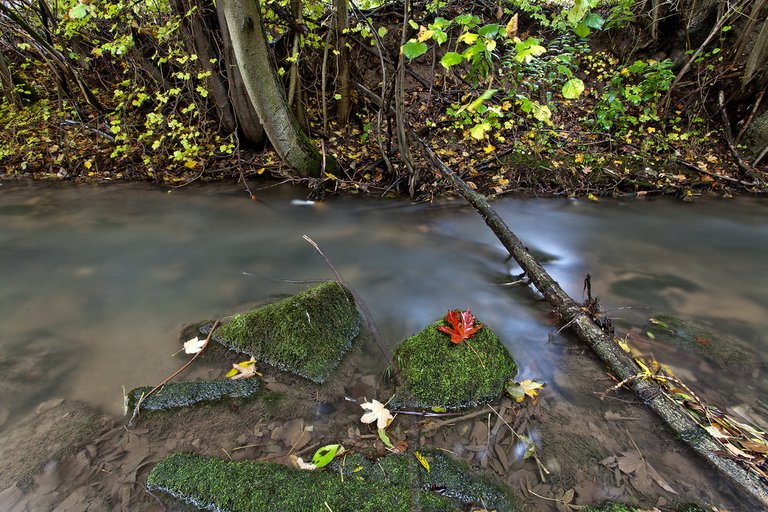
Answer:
[1,182,767,429]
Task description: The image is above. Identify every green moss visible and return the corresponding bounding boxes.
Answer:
[147,452,458,512]
[126,379,260,413]
[148,450,522,512]
[417,449,521,512]
[393,314,517,410]
[584,505,637,512]
[208,281,360,383]
[647,314,754,370]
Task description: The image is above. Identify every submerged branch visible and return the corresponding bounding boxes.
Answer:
[413,134,768,508]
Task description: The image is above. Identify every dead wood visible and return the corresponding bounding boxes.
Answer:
[413,134,768,508]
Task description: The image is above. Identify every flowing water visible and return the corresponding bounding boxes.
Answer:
[1,181,767,509]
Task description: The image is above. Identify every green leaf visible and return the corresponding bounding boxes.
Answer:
[562,78,585,99]
[531,102,552,123]
[311,444,344,468]
[574,21,590,37]
[378,428,394,448]
[567,0,589,24]
[408,19,419,30]
[584,12,605,29]
[69,3,88,19]
[514,37,546,63]
[478,24,499,38]
[402,41,428,60]
[431,28,448,45]
[470,122,491,140]
[440,52,464,68]
[333,93,342,100]
[430,17,452,29]
[377,27,388,37]
[455,14,478,26]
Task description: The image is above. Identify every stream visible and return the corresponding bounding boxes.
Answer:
[1,180,767,510]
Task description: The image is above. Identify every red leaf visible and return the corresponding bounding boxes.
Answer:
[437,309,483,344]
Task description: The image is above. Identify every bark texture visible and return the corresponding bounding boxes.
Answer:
[415,135,768,509]
[219,0,331,177]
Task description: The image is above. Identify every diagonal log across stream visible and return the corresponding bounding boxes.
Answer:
[415,135,768,509]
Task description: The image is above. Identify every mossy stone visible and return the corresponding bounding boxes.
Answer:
[147,450,522,512]
[646,314,755,370]
[392,314,517,410]
[147,452,456,511]
[205,281,360,383]
[126,379,260,413]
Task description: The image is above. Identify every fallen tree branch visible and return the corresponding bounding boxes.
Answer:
[718,90,760,183]
[413,134,768,508]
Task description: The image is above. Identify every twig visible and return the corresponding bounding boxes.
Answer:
[718,90,758,181]
[130,320,220,423]
[736,88,765,144]
[464,339,486,368]
[486,403,549,479]
[302,235,396,374]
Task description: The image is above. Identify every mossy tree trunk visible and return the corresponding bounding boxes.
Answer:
[219,0,331,177]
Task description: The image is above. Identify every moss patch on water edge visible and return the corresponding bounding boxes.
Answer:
[147,450,522,512]
[125,379,261,413]
[204,281,361,383]
[392,315,517,410]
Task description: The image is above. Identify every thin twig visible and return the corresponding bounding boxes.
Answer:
[130,320,220,423]
[302,235,396,375]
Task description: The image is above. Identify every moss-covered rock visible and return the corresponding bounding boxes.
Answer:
[646,314,755,370]
[126,379,260,413]
[392,313,517,410]
[147,450,522,512]
[204,281,361,383]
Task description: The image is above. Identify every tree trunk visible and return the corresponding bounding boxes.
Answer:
[742,107,768,164]
[414,135,768,509]
[335,0,351,126]
[215,6,265,144]
[219,0,331,177]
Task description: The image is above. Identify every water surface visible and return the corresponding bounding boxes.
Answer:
[1,180,766,431]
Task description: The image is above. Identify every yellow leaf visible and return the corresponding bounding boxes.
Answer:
[84,160,93,169]
[257,167,266,175]
[225,358,260,379]
[505,14,518,39]
[498,177,509,186]
[417,27,434,42]
[414,451,430,472]
[458,32,479,45]
[325,172,337,181]
[483,144,496,153]
[485,39,496,52]
[184,160,197,169]
[574,154,584,163]
[519,379,544,398]
[587,193,599,201]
